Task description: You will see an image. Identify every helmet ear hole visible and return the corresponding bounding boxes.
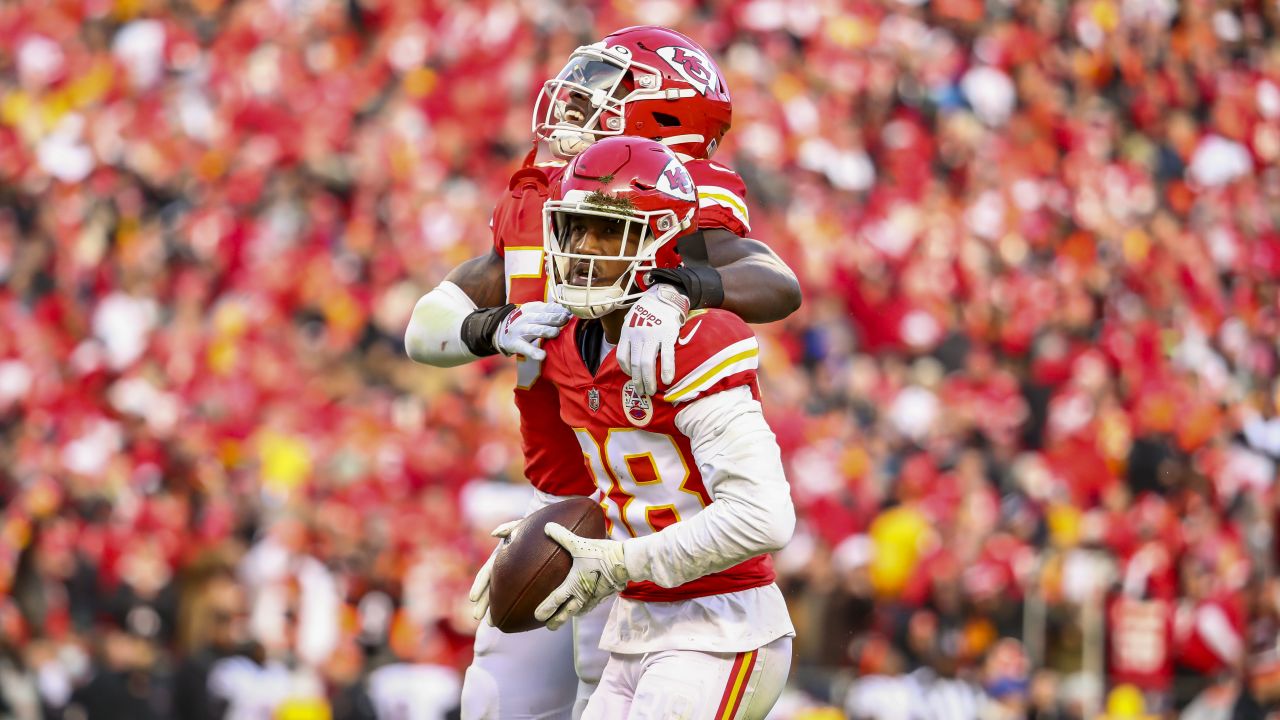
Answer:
[652,112,681,127]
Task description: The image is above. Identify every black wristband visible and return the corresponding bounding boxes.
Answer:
[460,304,516,357]
[646,265,725,310]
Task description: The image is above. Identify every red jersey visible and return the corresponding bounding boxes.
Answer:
[490,150,753,497]
[1107,594,1175,692]
[538,309,775,603]
[1175,593,1246,676]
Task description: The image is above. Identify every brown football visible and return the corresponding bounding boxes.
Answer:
[489,497,609,633]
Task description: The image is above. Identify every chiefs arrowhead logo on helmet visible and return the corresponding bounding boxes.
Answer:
[656,46,718,96]
[655,158,695,202]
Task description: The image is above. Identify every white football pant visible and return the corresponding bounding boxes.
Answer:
[571,597,614,719]
[461,616,577,719]
[580,636,792,720]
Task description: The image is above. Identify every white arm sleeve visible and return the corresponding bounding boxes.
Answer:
[1195,604,1243,664]
[404,281,480,367]
[621,385,795,588]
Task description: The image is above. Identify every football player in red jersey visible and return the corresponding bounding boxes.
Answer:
[530,136,795,719]
[404,27,800,720]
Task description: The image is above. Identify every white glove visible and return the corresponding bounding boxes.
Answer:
[469,519,523,622]
[494,302,572,361]
[617,284,690,396]
[534,522,628,631]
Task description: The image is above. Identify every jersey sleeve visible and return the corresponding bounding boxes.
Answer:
[489,166,551,259]
[659,310,760,405]
[685,160,751,237]
[624,385,794,590]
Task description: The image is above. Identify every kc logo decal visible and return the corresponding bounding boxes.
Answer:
[656,46,718,96]
[655,159,696,201]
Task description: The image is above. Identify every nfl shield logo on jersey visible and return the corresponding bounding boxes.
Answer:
[587,387,600,413]
[621,381,653,427]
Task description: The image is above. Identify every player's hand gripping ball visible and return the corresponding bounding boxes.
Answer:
[486,497,609,633]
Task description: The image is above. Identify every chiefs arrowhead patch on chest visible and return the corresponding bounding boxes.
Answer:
[621,381,653,427]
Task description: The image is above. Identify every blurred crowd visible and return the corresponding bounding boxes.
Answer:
[2,0,1280,718]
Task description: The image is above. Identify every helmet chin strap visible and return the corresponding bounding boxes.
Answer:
[548,128,595,159]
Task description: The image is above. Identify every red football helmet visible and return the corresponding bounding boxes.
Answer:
[533,26,733,161]
[543,137,699,319]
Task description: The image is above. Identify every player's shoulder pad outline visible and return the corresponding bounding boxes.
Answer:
[508,166,551,191]
[660,310,759,405]
[684,159,750,233]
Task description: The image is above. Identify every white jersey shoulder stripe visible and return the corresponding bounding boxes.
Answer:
[503,245,544,298]
[663,336,759,404]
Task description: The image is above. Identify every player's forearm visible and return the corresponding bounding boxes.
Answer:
[404,282,518,366]
[621,454,792,588]
[622,389,794,588]
[405,250,513,367]
[715,253,802,323]
[659,232,802,323]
